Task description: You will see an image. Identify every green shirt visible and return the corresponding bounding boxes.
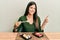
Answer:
[16,16,43,32]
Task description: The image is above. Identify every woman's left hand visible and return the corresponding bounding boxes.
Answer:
[41,16,48,30]
[43,16,48,24]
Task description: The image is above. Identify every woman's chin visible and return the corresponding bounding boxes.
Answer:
[30,13,34,15]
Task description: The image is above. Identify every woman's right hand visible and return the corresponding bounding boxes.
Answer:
[14,21,22,29]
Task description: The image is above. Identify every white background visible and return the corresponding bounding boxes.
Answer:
[0,0,60,32]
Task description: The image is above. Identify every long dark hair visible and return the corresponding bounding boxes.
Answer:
[24,1,37,22]
[24,1,39,31]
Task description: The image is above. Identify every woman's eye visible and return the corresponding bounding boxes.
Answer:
[30,7,35,9]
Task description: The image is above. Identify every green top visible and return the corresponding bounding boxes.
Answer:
[16,16,43,32]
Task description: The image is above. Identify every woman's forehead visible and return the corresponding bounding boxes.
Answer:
[29,5,35,8]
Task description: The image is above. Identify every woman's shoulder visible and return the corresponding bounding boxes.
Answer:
[37,16,41,22]
[18,15,26,21]
[37,16,40,19]
[20,15,26,18]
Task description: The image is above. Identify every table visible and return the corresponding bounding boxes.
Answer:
[45,32,60,40]
[0,32,17,40]
[0,32,60,40]
[16,32,49,40]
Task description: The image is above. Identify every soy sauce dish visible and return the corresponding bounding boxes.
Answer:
[33,32,43,38]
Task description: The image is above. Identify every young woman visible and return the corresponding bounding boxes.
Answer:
[13,1,48,32]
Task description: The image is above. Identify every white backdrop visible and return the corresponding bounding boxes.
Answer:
[0,0,60,32]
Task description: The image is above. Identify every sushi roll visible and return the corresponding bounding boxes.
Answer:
[20,34,32,40]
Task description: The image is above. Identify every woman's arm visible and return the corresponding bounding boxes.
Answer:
[41,16,48,30]
[13,16,23,32]
[13,21,22,32]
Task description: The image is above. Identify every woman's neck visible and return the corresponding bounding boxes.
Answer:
[27,13,33,18]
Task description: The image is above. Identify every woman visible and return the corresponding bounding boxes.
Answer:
[13,1,48,32]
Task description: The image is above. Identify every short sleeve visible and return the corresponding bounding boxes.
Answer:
[18,16,26,21]
[18,16,22,21]
[16,16,24,32]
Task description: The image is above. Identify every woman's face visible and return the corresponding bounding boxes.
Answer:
[28,5,35,15]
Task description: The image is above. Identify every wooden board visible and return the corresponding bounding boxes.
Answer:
[16,32,49,40]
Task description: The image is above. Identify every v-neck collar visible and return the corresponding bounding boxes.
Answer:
[25,16,34,25]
